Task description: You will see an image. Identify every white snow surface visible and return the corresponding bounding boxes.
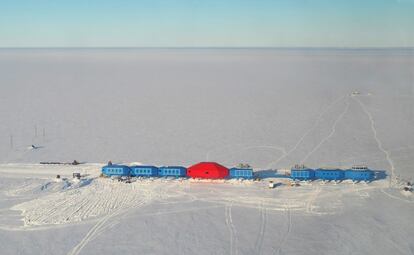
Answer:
[0,49,413,254]
[0,164,414,255]
[1,49,413,178]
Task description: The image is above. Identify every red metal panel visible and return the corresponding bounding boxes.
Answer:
[187,162,229,179]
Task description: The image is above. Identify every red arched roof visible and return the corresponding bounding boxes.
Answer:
[187,162,229,179]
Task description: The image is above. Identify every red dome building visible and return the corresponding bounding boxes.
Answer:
[187,162,229,179]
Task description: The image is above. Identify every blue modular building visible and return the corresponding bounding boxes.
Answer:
[344,166,374,181]
[130,165,159,177]
[315,168,345,181]
[102,164,131,177]
[158,166,187,177]
[229,168,254,179]
[290,166,315,180]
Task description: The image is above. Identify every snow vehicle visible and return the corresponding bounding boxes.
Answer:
[403,182,413,192]
[403,186,412,192]
[29,144,39,150]
[290,181,300,187]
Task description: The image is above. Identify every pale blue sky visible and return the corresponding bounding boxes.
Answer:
[0,0,413,47]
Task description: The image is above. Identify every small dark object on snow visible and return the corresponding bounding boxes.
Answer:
[108,161,113,166]
[403,187,413,192]
[72,160,79,165]
[73,173,81,179]
[56,174,60,179]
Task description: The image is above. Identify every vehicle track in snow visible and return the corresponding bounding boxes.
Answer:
[306,186,321,214]
[68,209,118,255]
[225,202,238,255]
[380,188,414,204]
[266,95,346,169]
[317,145,414,167]
[206,143,242,162]
[301,96,351,164]
[6,178,173,254]
[198,189,306,214]
[253,200,267,255]
[353,96,396,187]
[275,202,292,255]
[13,178,147,225]
[68,192,150,255]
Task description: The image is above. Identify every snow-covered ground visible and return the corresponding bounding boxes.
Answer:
[0,49,413,254]
[1,49,413,177]
[0,164,413,255]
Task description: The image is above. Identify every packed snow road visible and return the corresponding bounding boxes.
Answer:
[0,164,413,255]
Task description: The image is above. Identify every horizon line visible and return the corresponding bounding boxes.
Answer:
[1,46,414,50]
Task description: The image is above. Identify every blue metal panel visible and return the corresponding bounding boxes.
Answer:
[102,165,131,177]
[291,169,315,180]
[229,168,253,179]
[158,166,187,177]
[345,169,374,181]
[315,169,344,180]
[130,165,159,177]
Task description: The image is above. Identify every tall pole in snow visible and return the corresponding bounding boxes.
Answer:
[10,134,13,149]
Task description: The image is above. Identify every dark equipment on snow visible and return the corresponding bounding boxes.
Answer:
[403,186,413,192]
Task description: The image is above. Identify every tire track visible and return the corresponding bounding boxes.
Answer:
[67,188,152,255]
[225,203,238,255]
[266,95,346,168]
[314,145,414,167]
[275,202,292,255]
[306,186,321,214]
[380,189,414,204]
[301,97,350,164]
[242,145,287,157]
[68,198,148,255]
[253,201,267,255]
[353,96,396,187]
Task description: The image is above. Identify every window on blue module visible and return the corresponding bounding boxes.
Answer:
[158,166,187,177]
[344,166,373,181]
[229,168,253,179]
[290,165,315,180]
[315,169,344,180]
[130,166,158,177]
[102,165,130,177]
